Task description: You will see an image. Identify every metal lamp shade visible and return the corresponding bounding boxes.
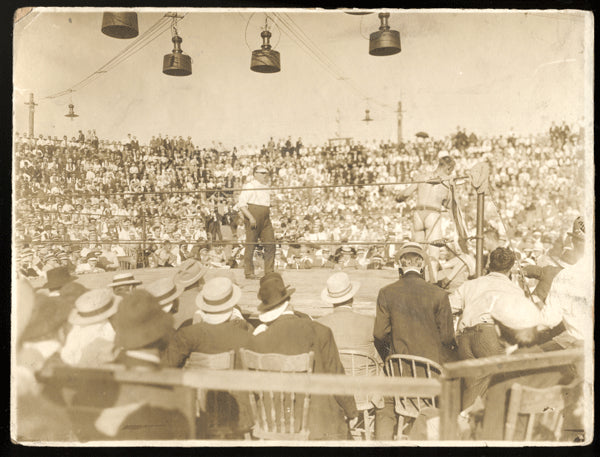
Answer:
[65,103,79,118]
[369,29,401,56]
[250,49,281,73]
[101,12,139,39]
[163,52,192,76]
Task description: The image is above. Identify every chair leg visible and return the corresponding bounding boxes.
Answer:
[396,415,405,440]
[364,410,370,440]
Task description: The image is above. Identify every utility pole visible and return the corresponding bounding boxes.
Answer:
[24,93,37,138]
[397,100,404,145]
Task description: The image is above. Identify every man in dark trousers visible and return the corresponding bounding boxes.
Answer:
[237,165,275,279]
[373,241,455,439]
[248,272,358,440]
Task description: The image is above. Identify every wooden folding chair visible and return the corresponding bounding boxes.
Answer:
[385,354,443,439]
[117,255,136,270]
[239,349,314,441]
[504,380,583,441]
[339,349,381,441]
[184,351,238,439]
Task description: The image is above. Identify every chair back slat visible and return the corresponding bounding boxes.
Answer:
[290,391,295,433]
[279,391,286,433]
[339,350,381,441]
[505,381,583,441]
[258,391,269,431]
[339,350,380,410]
[385,354,442,420]
[239,349,314,440]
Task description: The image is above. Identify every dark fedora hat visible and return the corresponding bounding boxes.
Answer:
[113,290,174,350]
[257,272,295,313]
[567,216,585,241]
[42,266,78,291]
[20,292,74,343]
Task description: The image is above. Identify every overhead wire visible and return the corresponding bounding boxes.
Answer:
[45,16,170,98]
[44,14,179,100]
[268,13,342,82]
[271,12,394,112]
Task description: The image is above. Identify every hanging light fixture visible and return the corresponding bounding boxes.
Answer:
[65,103,79,119]
[369,12,401,56]
[362,109,373,123]
[163,15,192,76]
[250,17,280,73]
[101,12,139,39]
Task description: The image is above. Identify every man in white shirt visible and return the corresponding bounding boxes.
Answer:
[539,216,591,349]
[237,165,275,279]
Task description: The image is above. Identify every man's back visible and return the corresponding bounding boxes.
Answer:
[374,271,454,364]
[317,308,381,364]
[249,313,357,440]
[164,319,253,368]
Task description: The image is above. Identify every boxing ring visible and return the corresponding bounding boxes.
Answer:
[18,162,515,320]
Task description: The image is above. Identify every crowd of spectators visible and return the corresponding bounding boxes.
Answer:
[13,122,590,442]
[14,122,586,281]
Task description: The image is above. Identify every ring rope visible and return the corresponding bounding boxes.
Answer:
[18,176,470,199]
[21,239,453,247]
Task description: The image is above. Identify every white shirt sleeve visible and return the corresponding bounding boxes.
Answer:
[538,274,568,330]
[449,282,466,315]
[237,183,252,209]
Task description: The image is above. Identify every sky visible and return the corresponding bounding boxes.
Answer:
[13,8,592,148]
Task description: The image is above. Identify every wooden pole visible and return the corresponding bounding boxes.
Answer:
[24,93,37,138]
[475,191,485,277]
[397,101,403,145]
[439,377,461,440]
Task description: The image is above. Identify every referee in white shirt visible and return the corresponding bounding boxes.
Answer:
[237,165,275,279]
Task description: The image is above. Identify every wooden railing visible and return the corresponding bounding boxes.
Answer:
[41,363,441,398]
[439,348,585,440]
[36,347,585,442]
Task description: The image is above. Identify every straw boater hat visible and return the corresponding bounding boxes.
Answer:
[195,277,241,324]
[174,258,207,289]
[112,290,174,350]
[69,288,120,326]
[108,272,142,288]
[321,272,360,305]
[144,277,184,307]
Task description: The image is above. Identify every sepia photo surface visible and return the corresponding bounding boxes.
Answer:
[12,7,594,446]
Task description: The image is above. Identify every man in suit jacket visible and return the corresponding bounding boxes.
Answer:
[317,272,382,367]
[373,242,455,440]
[374,242,455,365]
[163,277,255,437]
[163,277,254,368]
[317,272,384,416]
[248,273,358,440]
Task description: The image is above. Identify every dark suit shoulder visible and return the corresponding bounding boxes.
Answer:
[379,279,403,294]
